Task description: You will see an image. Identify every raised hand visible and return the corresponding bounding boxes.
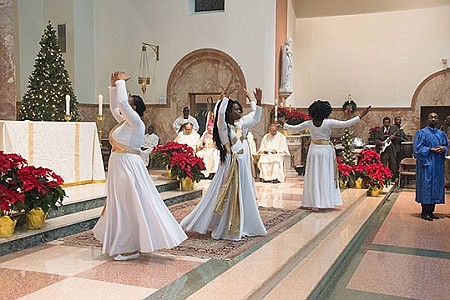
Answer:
[253,87,262,106]
[244,89,252,101]
[117,71,131,81]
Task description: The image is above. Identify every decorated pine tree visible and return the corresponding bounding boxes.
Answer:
[341,128,355,165]
[340,94,357,165]
[19,21,80,121]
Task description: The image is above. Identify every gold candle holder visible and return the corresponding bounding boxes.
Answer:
[96,114,104,141]
[64,114,72,122]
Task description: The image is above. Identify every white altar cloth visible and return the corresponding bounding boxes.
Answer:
[0,120,106,186]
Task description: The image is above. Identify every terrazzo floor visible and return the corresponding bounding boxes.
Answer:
[1,169,449,299]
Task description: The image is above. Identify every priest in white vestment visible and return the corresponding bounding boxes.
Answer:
[196,122,219,177]
[257,124,290,183]
[174,122,200,152]
[141,125,159,166]
[173,106,200,133]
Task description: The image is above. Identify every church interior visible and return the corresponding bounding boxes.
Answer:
[0,0,449,299]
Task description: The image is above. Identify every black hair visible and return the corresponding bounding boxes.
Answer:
[213,100,227,162]
[213,98,241,162]
[225,99,243,124]
[382,116,391,123]
[131,95,146,117]
[308,100,332,120]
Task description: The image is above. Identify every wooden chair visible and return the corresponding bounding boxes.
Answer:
[398,157,416,189]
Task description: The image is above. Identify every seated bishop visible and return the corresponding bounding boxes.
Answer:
[195,122,220,178]
[174,122,200,152]
[257,124,290,183]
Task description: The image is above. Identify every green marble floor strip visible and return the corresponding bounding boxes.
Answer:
[368,243,450,260]
[146,211,312,300]
[310,191,400,299]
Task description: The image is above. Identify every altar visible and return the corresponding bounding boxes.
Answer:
[286,134,310,167]
[0,120,106,186]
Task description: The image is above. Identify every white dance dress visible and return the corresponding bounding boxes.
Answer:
[284,117,360,209]
[93,80,187,256]
[180,98,267,240]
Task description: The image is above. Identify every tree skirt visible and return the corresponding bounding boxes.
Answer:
[62,200,307,260]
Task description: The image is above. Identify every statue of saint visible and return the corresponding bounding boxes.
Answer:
[279,38,293,96]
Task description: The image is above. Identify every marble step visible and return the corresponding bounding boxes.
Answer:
[47,178,184,219]
[263,190,389,299]
[187,187,393,300]
[0,186,202,257]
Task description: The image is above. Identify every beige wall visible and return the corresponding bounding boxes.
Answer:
[16,0,277,106]
[289,5,450,108]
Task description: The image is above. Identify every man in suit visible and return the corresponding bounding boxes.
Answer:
[373,116,399,178]
[392,116,409,178]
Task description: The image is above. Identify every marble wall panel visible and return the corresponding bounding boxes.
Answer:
[0,0,16,120]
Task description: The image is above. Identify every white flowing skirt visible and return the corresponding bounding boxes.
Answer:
[180,151,267,241]
[93,152,187,256]
[302,144,342,208]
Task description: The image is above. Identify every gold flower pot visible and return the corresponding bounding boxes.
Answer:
[180,177,195,191]
[339,178,348,189]
[368,187,381,197]
[0,215,17,238]
[26,207,47,230]
[166,166,177,180]
[354,177,364,189]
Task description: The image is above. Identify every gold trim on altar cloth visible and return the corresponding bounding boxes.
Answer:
[75,122,81,183]
[61,179,107,187]
[28,122,34,164]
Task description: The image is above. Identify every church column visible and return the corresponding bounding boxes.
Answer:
[275,0,287,105]
[0,0,17,120]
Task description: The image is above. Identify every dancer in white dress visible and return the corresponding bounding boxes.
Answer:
[282,100,370,210]
[180,95,267,240]
[93,71,187,260]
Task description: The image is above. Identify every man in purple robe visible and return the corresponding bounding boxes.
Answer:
[413,112,448,221]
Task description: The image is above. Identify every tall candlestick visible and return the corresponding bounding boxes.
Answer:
[274,98,278,120]
[98,94,103,116]
[65,95,70,115]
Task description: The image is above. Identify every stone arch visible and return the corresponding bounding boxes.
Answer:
[411,68,450,110]
[410,68,450,127]
[166,48,247,112]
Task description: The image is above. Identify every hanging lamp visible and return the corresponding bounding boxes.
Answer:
[138,42,159,94]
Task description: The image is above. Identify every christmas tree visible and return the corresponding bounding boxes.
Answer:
[341,127,356,165]
[19,21,80,121]
[340,94,357,165]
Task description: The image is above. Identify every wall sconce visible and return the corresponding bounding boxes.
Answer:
[138,42,160,94]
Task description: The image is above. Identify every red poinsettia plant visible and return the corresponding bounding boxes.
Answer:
[169,151,206,183]
[271,107,311,125]
[151,142,194,168]
[337,149,392,189]
[0,151,65,215]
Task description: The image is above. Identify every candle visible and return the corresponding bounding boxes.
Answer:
[274,98,278,119]
[98,94,103,115]
[65,95,70,115]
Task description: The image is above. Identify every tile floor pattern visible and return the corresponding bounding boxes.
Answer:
[1,169,449,299]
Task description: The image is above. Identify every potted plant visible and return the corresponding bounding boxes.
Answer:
[0,151,27,237]
[337,157,353,188]
[151,142,194,179]
[271,107,311,125]
[17,165,65,229]
[168,151,206,190]
[0,151,66,231]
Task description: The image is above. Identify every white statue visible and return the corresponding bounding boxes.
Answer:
[279,38,293,96]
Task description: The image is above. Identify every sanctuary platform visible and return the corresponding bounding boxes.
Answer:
[0,169,449,299]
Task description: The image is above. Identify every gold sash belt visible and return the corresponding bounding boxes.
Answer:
[213,152,241,235]
[311,139,338,188]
